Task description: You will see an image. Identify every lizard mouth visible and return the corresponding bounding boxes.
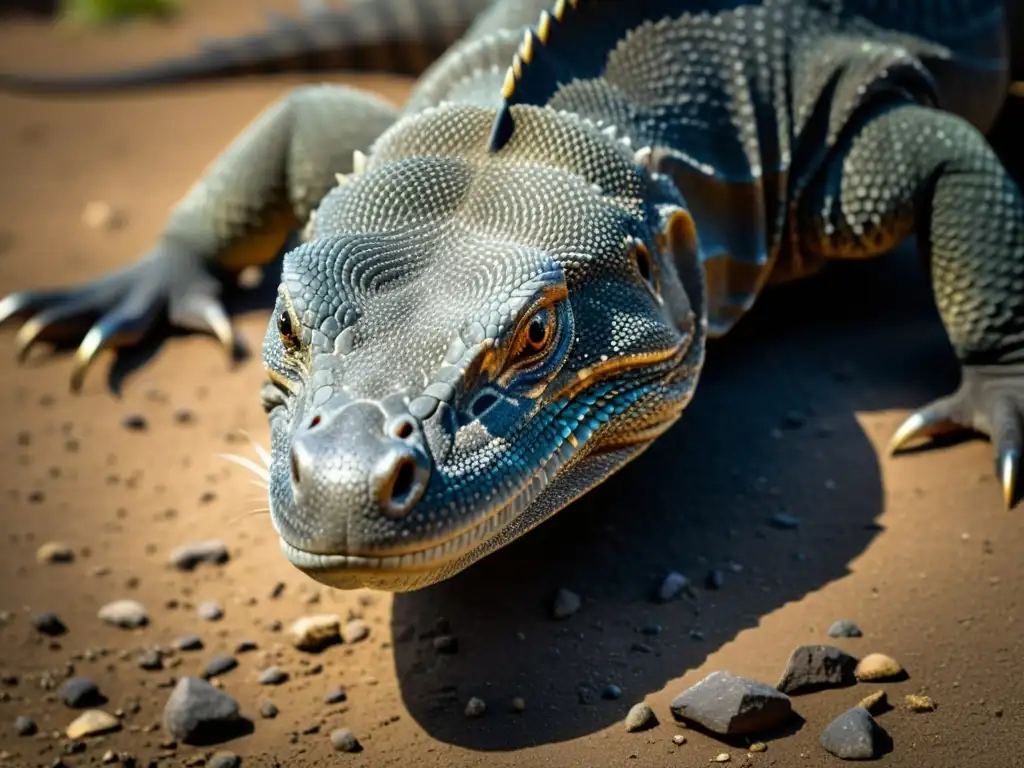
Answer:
[276,436,573,592]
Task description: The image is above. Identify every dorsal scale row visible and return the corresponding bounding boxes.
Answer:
[486,0,697,152]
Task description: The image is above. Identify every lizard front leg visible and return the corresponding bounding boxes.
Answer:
[797,102,1024,508]
[0,84,398,390]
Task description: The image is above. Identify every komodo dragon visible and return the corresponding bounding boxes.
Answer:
[1,0,1022,592]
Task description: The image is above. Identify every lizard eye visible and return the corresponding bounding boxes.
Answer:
[630,239,661,298]
[277,308,300,351]
[509,306,555,365]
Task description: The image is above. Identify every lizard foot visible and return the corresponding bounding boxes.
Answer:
[0,249,235,392]
[889,364,1024,509]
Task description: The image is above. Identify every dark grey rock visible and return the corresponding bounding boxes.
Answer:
[602,684,623,700]
[169,540,229,571]
[259,700,279,719]
[122,414,148,431]
[704,569,725,590]
[174,634,203,652]
[204,655,238,679]
[768,512,801,530]
[552,588,581,619]
[14,715,37,736]
[162,677,242,744]
[30,611,66,636]
[137,649,163,671]
[777,645,858,695]
[258,667,288,686]
[330,727,361,753]
[820,707,888,760]
[657,572,690,602]
[324,688,347,705]
[670,671,793,735]
[432,635,458,654]
[61,677,103,708]
[828,620,864,639]
[208,752,241,768]
[234,640,258,654]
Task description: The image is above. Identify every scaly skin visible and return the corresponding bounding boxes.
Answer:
[0,0,1022,592]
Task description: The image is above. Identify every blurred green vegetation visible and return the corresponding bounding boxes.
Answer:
[59,0,181,25]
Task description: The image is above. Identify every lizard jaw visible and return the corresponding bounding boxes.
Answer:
[275,434,575,592]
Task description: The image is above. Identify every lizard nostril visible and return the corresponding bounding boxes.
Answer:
[390,458,416,504]
[290,448,302,486]
[308,414,321,429]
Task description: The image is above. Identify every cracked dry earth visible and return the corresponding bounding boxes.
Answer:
[0,2,1023,767]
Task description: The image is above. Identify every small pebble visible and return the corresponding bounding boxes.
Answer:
[432,635,458,654]
[827,620,863,638]
[121,413,148,431]
[82,201,124,231]
[66,709,120,739]
[208,752,241,768]
[671,734,686,746]
[858,690,887,713]
[30,611,67,636]
[464,696,487,718]
[97,599,148,629]
[289,614,341,651]
[704,569,724,590]
[197,601,224,622]
[510,697,526,713]
[768,512,800,529]
[204,655,238,679]
[61,678,103,708]
[904,694,935,712]
[749,742,767,753]
[14,715,37,736]
[602,684,623,700]
[259,701,279,719]
[713,753,731,763]
[552,588,581,619]
[324,688,347,705]
[658,571,690,602]
[258,667,288,686]
[174,635,203,652]
[36,541,75,564]
[854,653,903,682]
[330,727,361,753]
[342,619,369,644]
[624,702,658,732]
[137,649,163,671]
[169,540,229,571]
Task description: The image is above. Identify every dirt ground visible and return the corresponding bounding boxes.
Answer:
[0,3,1022,767]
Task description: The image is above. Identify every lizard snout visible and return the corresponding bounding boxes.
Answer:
[284,401,432,554]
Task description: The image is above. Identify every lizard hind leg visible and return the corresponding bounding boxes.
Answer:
[797,102,1024,509]
[0,84,399,391]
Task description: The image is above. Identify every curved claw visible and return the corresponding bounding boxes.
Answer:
[70,326,108,393]
[888,406,959,455]
[172,293,236,354]
[1000,450,1019,510]
[14,317,47,362]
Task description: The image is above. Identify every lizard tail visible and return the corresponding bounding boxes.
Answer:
[0,0,492,95]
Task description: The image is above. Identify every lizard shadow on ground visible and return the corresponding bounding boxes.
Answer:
[388,246,963,750]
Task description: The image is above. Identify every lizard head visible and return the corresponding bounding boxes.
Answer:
[261,104,706,591]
